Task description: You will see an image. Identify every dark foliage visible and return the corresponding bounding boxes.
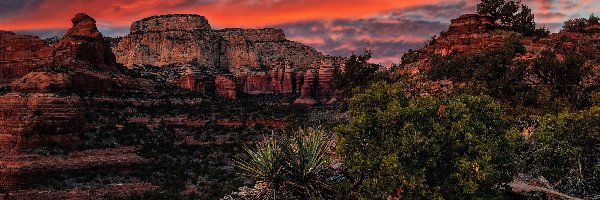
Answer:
[477,0,538,36]
[332,50,380,98]
[336,82,517,199]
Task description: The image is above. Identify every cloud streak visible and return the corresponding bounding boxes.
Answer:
[1,0,598,66]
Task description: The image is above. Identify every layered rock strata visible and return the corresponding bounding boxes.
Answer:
[0,31,52,85]
[114,14,341,101]
[0,13,149,195]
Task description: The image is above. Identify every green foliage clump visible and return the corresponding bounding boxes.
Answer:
[590,14,599,24]
[427,38,530,105]
[563,14,599,32]
[563,18,590,32]
[477,0,540,36]
[400,49,420,66]
[332,50,381,98]
[235,128,335,199]
[529,107,600,197]
[336,82,517,199]
[532,50,589,97]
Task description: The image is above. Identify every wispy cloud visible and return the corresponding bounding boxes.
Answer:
[1,0,597,66]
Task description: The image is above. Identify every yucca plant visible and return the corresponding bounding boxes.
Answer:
[281,129,332,199]
[235,128,334,200]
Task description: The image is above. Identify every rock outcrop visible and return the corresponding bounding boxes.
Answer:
[114,14,339,101]
[52,13,119,72]
[215,75,237,99]
[293,69,318,106]
[130,14,211,33]
[420,13,600,62]
[419,14,507,58]
[447,14,497,35]
[0,31,52,85]
[0,14,149,195]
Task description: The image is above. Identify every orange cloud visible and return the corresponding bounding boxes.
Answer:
[0,0,460,30]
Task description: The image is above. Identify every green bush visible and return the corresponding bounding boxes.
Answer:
[332,50,381,98]
[532,50,589,97]
[529,107,600,197]
[336,82,517,199]
[477,0,537,36]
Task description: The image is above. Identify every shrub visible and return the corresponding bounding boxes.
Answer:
[0,86,10,95]
[531,50,589,97]
[563,18,588,32]
[336,82,517,199]
[529,107,600,197]
[332,50,381,98]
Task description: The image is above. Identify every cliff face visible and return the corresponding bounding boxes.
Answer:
[0,31,52,85]
[0,14,151,196]
[114,14,338,102]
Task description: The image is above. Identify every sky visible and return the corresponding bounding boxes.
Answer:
[1,0,598,66]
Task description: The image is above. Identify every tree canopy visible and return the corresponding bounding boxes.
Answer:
[477,0,539,36]
[335,82,517,199]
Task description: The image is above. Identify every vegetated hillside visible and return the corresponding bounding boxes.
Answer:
[380,11,600,200]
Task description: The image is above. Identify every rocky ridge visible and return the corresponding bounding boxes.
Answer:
[0,13,153,197]
[411,14,600,73]
[114,14,343,103]
[0,13,312,199]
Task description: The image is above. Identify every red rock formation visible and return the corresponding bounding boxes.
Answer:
[447,14,497,35]
[173,73,212,93]
[215,75,237,99]
[0,11,143,163]
[417,14,509,59]
[0,31,52,85]
[317,59,335,103]
[52,13,119,72]
[0,72,86,153]
[114,14,328,97]
[115,14,221,67]
[240,72,272,94]
[551,22,600,59]
[293,70,318,106]
[130,14,211,33]
[268,61,295,94]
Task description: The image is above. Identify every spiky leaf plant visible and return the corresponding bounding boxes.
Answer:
[235,128,334,200]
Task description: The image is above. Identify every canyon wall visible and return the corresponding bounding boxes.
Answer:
[114,14,341,102]
[0,31,52,85]
[0,13,151,196]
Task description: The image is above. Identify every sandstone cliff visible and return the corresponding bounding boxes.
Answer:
[0,31,52,86]
[0,14,151,196]
[114,14,341,102]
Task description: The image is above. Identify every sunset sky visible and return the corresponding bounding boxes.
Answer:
[1,0,598,65]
